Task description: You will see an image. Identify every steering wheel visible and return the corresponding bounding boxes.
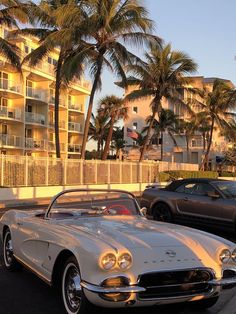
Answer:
[106,204,132,215]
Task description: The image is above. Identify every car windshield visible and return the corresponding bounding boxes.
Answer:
[213,181,236,199]
[47,190,140,218]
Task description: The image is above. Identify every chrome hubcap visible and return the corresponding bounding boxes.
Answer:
[65,265,82,311]
[4,233,13,266]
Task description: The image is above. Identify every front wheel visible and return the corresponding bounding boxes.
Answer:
[3,228,22,271]
[152,203,173,222]
[62,256,95,314]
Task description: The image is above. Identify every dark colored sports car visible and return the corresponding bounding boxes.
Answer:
[141,178,236,230]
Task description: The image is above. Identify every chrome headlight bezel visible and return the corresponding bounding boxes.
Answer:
[219,249,231,263]
[100,253,117,270]
[231,249,236,262]
[117,253,132,270]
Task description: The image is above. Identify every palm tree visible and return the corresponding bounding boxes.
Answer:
[66,0,160,159]
[0,0,32,71]
[17,0,88,158]
[125,43,197,162]
[88,111,110,159]
[143,109,179,160]
[98,95,128,160]
[177,119,198,163]
[193,79,236,170]
[110,127,126,159]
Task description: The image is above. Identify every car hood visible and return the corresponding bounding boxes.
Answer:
[60,216,227,251]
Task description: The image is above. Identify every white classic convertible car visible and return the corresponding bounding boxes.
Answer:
[1,189,236,314]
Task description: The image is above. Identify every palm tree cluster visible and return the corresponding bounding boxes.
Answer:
[3,0,236,167]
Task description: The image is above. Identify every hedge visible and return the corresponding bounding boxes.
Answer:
[157,170,219,182]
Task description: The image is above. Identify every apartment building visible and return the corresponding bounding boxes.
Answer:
[0,27,90,158]
[123,76,234,167]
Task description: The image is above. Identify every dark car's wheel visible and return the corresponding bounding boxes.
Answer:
[152,203,173,222]
[3,228,22,271]
[62,256,95,314]
[189,296,219,309]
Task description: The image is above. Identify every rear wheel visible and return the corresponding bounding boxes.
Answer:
[189,296,219,309]
[3,228,22,271]
[152,203,173,222]
[61,256,95,314]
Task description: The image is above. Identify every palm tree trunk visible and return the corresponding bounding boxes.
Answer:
[54,51,63,159]
[80,53,103,159]
[102,115,115,160]
[160,132,164,160]
[201,118,215,170]
[96,139,101,159]
[139,111,156,162]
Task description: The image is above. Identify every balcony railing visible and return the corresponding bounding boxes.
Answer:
[0,134,23,148]
[48,141,66,152]
[48,120,66,129]
[68,103,83,111]
[25,112,46,125]
[25,138,47,150]
[26,87,48,102]
[68,122,83,133]
[191,139,204,148]
[72,78,91,90]
[0,79,22,94]
[0,107,22,121]
[68,144,81,153]
[49,97,66,108]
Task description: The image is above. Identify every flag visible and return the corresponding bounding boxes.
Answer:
[127,127,138,139]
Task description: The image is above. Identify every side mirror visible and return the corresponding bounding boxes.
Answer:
[207,191,220,199]
[140,207,147,216]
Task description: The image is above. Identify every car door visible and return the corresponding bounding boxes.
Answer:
[175,182,224,221]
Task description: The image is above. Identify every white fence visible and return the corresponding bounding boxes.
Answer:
[0,155,199,187]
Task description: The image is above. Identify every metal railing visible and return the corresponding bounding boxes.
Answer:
[49,97,66,108]
[26,87,48,102]
[68,122,83,132]
[68,103,83,111]
[48,141,66,152]
[0,134,23,147]
[25,112,46,125]
[0,155,199,187]
[68,144,81,153]
[0,107,22,121]
[25,138,47,150]
[0,78,22,94]
[48,120,66,129]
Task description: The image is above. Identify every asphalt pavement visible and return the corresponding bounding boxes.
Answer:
[1,203,236,313]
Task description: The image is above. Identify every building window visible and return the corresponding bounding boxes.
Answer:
[133,122,137,130]
[2,124,8,134]
[47,56,52,64]
[1,98,8,108]
[53,59,57,66]
[133,106,138,113]
[26,104,32,113]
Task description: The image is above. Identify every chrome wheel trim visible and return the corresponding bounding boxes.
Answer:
[3,230,13,267]
[62,262,82,314]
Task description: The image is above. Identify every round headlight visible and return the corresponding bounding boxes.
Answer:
[219,249,231,263]
[231,249,236,262]
[117,253,132,270]
[101,253,117,270]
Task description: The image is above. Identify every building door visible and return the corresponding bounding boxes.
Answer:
[0,72,8,89]
[191,152,198,164]
[174,152,183,163]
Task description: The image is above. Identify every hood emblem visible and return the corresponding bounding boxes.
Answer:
[165,250,176,258]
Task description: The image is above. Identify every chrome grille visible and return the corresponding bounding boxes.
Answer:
[138,268,214,299]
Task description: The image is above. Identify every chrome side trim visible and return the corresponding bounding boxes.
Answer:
[81,282,146,293]
[14,255,51,286]
[209,277,236,287]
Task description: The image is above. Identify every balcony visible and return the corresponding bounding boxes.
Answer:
[68,103,83,111]
[68,144,81,153]
[25,112,46,126]
[68,122,83,133]
[0,107,22,121]
[25,138,47,150]
[48,141,66,152]
[191,139,204,148]
[48,120,66,129]
[26,87,48,103]
[0,134,23,148]
[49,97,66,108]
[71,78,91,90]
[0,78,22,96]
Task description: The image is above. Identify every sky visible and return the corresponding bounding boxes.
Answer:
[93,0,236,106]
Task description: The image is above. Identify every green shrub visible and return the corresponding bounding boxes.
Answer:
[157,170,218,182]
[220,172,236,177]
